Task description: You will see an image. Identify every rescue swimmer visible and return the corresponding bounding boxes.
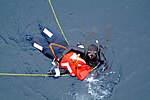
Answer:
[32,26,106,80]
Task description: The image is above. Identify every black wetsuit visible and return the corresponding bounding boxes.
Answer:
[84,48,106,68]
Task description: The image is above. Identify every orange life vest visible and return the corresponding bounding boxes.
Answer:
[59,51,91,80]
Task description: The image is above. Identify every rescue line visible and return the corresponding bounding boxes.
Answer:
[0,64,101,77]
[47,0,69,45]
[0,72,69,77]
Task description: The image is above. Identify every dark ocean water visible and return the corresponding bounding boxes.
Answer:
[0,0,150,100]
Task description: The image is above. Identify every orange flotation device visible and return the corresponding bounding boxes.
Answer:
[59,51,91,80]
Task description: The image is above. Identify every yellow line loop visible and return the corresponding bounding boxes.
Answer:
[47,0,70,45]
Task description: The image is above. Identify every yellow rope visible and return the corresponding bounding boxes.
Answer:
[0,72,69,77]
[0,64,100,77]
[91,66,98,71]
[47,0,70,45]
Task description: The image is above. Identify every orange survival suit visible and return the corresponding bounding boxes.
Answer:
[59,51,91,80]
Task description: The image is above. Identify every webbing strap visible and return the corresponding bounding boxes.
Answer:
[49,43,67,62]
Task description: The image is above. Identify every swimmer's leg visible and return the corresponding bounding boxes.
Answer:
[32,37,54,59]
[41,27,55,43]
[41,27,68,47]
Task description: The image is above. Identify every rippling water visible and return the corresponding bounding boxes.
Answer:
[0,0,150,100]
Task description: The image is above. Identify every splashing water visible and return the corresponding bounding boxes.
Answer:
[73,66,121,100]
[86,68,121,100]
